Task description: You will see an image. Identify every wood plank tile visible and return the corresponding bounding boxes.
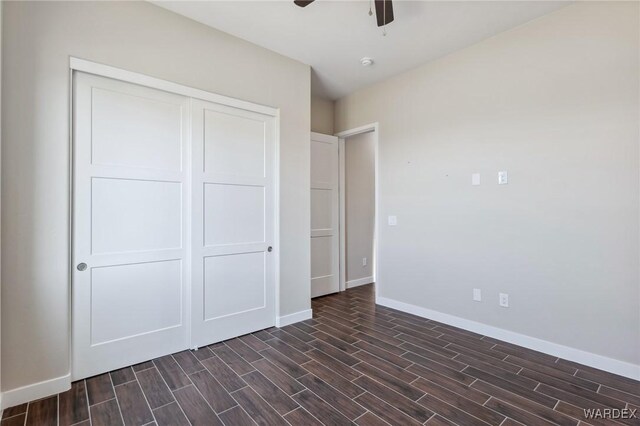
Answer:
[200,356,247,392]
[353,340,413,368]
[173,385,223,426]
[153,402,190,426]
[400,342,468,371]
[91,399,124,426]
[464,367,557,408]
[225,338,263,362]
[425,415,458,426]
[239,333,270,351]
[231,386,288,425]
[298,374,366,420]
[353,332,407,356]
[242,370,298,415]
[268,329,313,352]
[301,360,365,399]
[520,369,624,407]
[0,414,26,426]
[191,347,215,361]
[212,344,256,375]
[417,393,493,426]
[574,369,640,397]
[353,375,433,422]
[25,396,58,426]
[467,380,576,426]
[136,367,175,409]
[189,370,237,413]
[59,380,89,426]
[307,339,360,366]
[483,397,555,426]
[284,408,323,426]
[354,391,422,426]
[218,406,257,426]
[265,338,312,364]
[352,349,418,383]
[86,373,115,406]
[153,355,191,391]
[1,403,27,419]
[599,386,640,406]
[411,378,505,425]
[111,367,136,386]
[172,350,205,375]
[407,357,476,386]
[354,412,390,426]
[259,347,308,379]
[251,358,305,395]
[413,370,490,405]
[132,361,155,372]
[353,361,424,401]
[114,380,154,425]
[280,324,316,342]
[292,390,352,426]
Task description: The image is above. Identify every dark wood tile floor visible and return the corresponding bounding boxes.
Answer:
[2,284,639,425]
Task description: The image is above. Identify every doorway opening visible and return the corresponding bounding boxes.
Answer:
[337,125,378,295]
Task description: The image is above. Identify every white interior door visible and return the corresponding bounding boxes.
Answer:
[310,132,340,297]
[191,99,276,347]
[72,72,189,379]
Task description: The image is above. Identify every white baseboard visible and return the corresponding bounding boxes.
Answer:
[346,276,374,289]
[1,373,71,410]
[276,309,313,328]
[376,296,640,380]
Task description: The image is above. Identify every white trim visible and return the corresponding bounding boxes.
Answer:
[335,123,380,299]
[346,276,374,289]
[338,138,346,292]
[310,131,338,144]
[0,374,71,410]
[377,296,640,380]
[276,309,313,328]
[69,57,278,117]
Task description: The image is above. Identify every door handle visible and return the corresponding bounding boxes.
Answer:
[267,246,273,253]
[77,263,87,271]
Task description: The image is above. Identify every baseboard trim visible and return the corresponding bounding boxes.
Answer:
[346,276,374,289]
[276,309,313,328]
[376,296,640,380]
[1,373,71,409]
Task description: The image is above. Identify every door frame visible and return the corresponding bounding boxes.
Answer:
[335,123,380,295]
[69,57,281,365]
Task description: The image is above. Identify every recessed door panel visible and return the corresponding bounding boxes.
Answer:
[92,87,183,171]
[204,253,266,320]
[91,260,182,345]
[203,110,265,177]
[204,183,265,246]
[91,178,182,254]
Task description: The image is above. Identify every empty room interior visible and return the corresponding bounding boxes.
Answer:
[0,0,639,425]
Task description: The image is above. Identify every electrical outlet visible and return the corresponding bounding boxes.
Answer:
[472,173,480,186]
[473,288,482,302]
[498,171,508,185]
[388,216,397,226]
[362,257,367,267]
[499,293,509,307]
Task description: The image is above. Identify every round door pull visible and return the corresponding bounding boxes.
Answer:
[267,246,273,252]
[77,263,87,271]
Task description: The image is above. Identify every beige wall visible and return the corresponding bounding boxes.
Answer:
[345,132,375,284]
[336,2,639,365]
[1,1,310,393]
[311,96,335,135]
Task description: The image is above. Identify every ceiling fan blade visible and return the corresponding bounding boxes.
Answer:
[374,0,394,27]
[294,0,315,7]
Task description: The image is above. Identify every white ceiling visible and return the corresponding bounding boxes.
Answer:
[155,1,570,100]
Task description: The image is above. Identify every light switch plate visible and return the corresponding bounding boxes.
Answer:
[473,288,482,302]
[498,171,508,185]
[388,215,397,226]
[472,173,480,186]
[499,293,509,307]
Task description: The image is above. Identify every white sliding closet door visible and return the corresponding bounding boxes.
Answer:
[190,99,276,348]
[310,132,339,297]
[72,72,189,380]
